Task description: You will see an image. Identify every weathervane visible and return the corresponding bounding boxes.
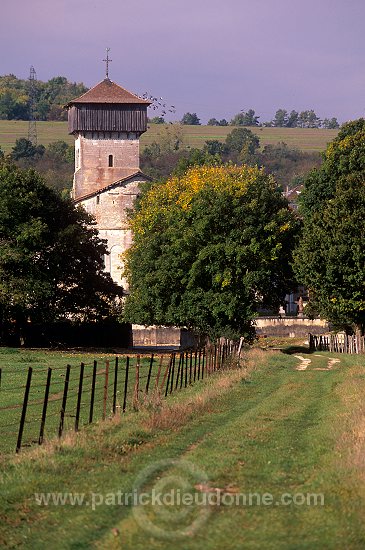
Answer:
[103,48,112,79]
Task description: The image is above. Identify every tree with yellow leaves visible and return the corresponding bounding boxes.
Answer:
[124,165,299,340]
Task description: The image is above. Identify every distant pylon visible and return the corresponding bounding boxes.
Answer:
[28,66,37,146]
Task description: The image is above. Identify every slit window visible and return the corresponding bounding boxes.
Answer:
[108,154,113,167]
[96,195,100,205]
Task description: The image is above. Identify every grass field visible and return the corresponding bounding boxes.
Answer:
[1,345,365,548]
[0,120,338,154]
[0,348,169,455]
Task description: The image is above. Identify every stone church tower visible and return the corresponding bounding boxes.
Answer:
[66,77,150,287]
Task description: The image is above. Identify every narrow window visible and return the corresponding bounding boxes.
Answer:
[108,154,113,167]
[96,195,100,205]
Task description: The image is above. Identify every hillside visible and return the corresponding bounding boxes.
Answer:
[0,121,338,154]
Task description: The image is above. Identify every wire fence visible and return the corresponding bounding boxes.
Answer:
[0,341,240,454]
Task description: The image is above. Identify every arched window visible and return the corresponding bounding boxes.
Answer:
[108,154,113,167]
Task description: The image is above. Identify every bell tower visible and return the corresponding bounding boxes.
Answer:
[66,65,151,286]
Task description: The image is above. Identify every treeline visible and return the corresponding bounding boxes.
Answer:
[141,126,321,191]
[168,109,339,129]
[0,138,74,194]
[0,74,88,121]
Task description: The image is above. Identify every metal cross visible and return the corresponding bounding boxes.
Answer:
[103,48,112,79]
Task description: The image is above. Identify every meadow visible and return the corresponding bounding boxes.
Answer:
[1,345,365,548]
[0,120,338,153]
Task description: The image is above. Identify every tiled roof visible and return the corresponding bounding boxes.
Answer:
[66,79,151,106]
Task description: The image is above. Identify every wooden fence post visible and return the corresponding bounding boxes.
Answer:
[123,357,129,412]
[175,354,182,390]
[133,356,140,409]
[164,357,172,397]
[145,354,154,394]
[180,353,184,389]
[58,365,71,438]
[38,367,52,445]
[75,363,85,432]
[113,357,119,415]
[170,354,176,394]
[185,352,188,388]
[89,360,97,424]
[155,356,163,389]
[16,367,33,453]
[103,360,110,420]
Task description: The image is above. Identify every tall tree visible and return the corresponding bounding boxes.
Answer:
[124,165,298,339]
[181,112,201,125]
[0,163,121,339]
[322,117,340,129]
[272,109,288,127]
[230,109,260,126]
[225,128,260,156]
[287,110,299,128]
[294,119,365,332]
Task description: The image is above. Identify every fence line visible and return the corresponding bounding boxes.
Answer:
[309,333,365,354]
[0,341,240,454]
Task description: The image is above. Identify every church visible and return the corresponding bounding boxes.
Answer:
[65,63,191,347]
[65,73,151,288]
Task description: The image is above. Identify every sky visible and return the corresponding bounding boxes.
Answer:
[1,0,365,123]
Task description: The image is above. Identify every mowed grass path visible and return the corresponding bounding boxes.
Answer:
[0,120,338,153]
[1,348,365,548]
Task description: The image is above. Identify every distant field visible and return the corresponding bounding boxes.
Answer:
[0,121,338,154]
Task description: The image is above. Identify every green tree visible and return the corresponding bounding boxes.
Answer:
[181,112,201,125]
[298,110,321,128]
[230,109,260,126]
[149,116,165,124]
[0,74,88,121]
[225,128,260,156]
[219,119,228,126]
[173,148,221,177]
[11,138,45,161]
[0,163,121,340]
[124,165,298,339]
[294,172,365,332]
[46,140,74,164]
[299,119,365,217]
[203,140,227,156]
[294,119,365,332]
[287,110,299,128]
[322,117,339,129]
[207,118,220,126]
[272,109,288,127]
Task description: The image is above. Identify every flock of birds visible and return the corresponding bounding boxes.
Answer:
[137,92,176,120]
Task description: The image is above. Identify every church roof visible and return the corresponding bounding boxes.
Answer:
[73,170,152,204]
[66,78,151,106]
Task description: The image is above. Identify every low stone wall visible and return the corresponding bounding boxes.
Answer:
[254,317,329,338]
[132,325,196,349]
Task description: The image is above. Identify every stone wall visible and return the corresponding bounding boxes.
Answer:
[255,316,329,337]
[73,132,140,199]
[132,325,196,349]
[79,176,144,287]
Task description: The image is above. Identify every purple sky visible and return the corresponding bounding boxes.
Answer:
[1,0,365,123]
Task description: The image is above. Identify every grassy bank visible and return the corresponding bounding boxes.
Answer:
[0,121,338,154]
[1,347,365,548]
